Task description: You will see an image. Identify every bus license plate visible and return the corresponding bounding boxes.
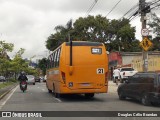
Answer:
[81,83,90,86]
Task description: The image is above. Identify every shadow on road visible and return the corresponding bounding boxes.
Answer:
[121,98,160,108]
[57,94,105,102]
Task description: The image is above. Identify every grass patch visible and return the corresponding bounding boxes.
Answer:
[0,82,16,89]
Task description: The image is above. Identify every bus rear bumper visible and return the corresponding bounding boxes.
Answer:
[58,85,108,94]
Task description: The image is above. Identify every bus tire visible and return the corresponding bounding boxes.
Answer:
[85,93,94,98]
[55,93,60,98]
[48,89,52,93]
[52,84,60,98]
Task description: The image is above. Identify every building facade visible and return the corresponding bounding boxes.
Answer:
[109,51,160,72]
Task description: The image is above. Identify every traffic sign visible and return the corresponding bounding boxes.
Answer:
[141,29,149,36]
[139,37,153,51]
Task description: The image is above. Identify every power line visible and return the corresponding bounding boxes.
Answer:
[86,0,99,17]
[149,0,160,6]
[127,0,160,22]
[150,3,160,9]
[128,11,139,20]
[106,0,122,17]
[121,3,139,19]
[130,13,140,21]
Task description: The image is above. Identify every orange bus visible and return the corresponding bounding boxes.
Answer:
[46,41,108,98]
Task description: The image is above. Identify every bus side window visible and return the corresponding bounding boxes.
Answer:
[48,56,51,69]
[50,54,53,68]
[56,48,61,67]
[50,55,52,68]
[46,58,49,69]
[54,51,57,68]
[51,53,55,68]
[58,48,61,66]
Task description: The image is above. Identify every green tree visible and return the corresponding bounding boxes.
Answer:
[0,41,14,58]
[73,15,110,42]
[148,13,160,37]
[148,13,160,51]
[37,58,48,75]
[25,67,38,76]
[46,15,136,52]
[149,37,160,51]
[0,58,11,78]
[0,41,14,78]
[117,24,136,51]
[11,48,28,79]
[46,19,73,51]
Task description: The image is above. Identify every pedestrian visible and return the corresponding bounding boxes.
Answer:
[113,68,120,85]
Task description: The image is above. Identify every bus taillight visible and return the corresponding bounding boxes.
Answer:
[61,72,66,83]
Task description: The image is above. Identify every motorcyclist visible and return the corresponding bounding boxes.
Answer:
[18,71,28,90]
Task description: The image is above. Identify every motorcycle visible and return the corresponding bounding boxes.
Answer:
[20,81,27,92]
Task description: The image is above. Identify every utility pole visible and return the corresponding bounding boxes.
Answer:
[139,0,148,72]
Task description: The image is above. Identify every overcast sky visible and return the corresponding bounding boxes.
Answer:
[0,0,158,61]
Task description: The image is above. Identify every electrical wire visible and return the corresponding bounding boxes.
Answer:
[121,3,139,18]
[128,2,160,21]
[130,13,140,21]
[106,0,122,17]
[148,0,160,6]
[86,0,99,17]
[150,3,160,10]
[128,11,138,20]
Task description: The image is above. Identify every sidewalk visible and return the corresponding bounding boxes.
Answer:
[0,82,18,100]
[108,80,121,94]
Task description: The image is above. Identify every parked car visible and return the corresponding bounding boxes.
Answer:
[39,76,43,81]
[117,72,160,106]
[119,67,138,83]
[26,75,35,85]
[43,75,47,82]
[0,76,6,82]
[35,76,40,82]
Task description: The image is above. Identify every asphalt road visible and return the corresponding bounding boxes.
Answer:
[0,81,159,120]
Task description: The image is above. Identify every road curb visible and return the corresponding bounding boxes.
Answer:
[0,83,18,100]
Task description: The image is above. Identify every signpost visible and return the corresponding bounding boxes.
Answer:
[139,37,153,51]
[139,37,153,72]
[141,28,149,37]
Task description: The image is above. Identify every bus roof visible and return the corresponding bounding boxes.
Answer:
[65,41,103,46]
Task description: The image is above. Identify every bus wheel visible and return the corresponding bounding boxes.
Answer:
[52,84,60,98]
[55,93,60,98]
[85,93,94,98]
[48,89,52,93]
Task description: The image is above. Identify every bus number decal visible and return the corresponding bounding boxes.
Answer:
[97,68,104,74]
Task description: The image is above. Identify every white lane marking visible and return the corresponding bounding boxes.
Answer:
[0,85,18,110]
[54,98,62,102]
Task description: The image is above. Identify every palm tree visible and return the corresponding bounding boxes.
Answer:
[55,19,73,42]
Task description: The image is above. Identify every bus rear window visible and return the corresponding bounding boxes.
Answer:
[91,48,102,54]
